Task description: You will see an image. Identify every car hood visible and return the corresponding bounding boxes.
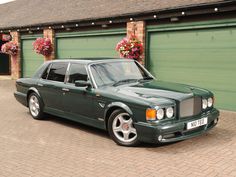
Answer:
[103,80,211,106]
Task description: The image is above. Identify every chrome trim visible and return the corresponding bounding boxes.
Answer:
[135,60,156,80]
[64,62,71,84]
[179,97,202,118]
[43,63,52,80]
[98,118,104,121]
[37,83,43,87]
[62,88,70,92]
[87,64,98,89]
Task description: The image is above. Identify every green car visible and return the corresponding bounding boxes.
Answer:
[14,59,219,146]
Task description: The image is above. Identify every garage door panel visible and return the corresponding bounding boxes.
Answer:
[22,38,44,78]
[57,34,124,59]
[213,90,236,111]
[149,27,236,111]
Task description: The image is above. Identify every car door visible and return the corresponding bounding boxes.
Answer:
[38,62,68,113]
[62,63,96,122]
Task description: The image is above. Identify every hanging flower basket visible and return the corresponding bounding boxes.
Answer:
[1,41,19,56]
[116,35,143,61]
[33,37,53,56]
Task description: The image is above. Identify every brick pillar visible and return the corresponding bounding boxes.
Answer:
[10,31,21,79]
[43,29,55,61]
[127,21,146,64]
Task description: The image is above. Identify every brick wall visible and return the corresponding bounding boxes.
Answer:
[43,29,55,61]
[127,21,146,64]
[10,31,21,79]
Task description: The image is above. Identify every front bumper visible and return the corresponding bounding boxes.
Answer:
[134,108,220,144]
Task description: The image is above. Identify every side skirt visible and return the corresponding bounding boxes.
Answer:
[44,107,106,130]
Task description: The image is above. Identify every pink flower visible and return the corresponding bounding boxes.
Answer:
[1,41,19,56]
[116,35,143,61]
[33,37,53,56]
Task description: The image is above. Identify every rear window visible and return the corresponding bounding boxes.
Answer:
[47,63,68,82]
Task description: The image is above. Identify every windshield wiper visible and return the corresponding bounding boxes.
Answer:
[113,79,138,86]
[138,76,154,82]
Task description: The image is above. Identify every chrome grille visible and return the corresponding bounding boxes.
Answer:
[179,97,202,118]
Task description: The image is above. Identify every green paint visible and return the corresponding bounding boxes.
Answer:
[148,26,236,111]
[147,18,236,32]
[14,59,219,145]
[56,30,125,59]
[21,38,44,78]
[56,29,126,38]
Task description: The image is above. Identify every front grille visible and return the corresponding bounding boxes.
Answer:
[179,97,202,118]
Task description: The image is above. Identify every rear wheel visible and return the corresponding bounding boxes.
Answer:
[108,109,139,146]
[28,93,45,120]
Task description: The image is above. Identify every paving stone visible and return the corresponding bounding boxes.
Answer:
[0,80,235,177]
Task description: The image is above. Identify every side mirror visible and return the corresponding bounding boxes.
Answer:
[75,80,91,88]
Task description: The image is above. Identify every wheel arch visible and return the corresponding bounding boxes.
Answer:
[26,87,42,107]
[104,102,133,130]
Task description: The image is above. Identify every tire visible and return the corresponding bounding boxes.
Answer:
[108,109,139,146]
[28,92,45,120]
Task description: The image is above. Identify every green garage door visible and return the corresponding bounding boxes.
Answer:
[148,26,236,111]
[21,36,44,77]
[56,30,125,59]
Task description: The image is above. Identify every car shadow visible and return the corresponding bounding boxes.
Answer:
[29,113,234,150]
[35,113,110,139]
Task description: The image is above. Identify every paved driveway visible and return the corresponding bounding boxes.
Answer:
[0,80,236,177]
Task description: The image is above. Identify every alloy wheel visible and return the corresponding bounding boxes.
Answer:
[112,113,137,143]
[29,95,40,117]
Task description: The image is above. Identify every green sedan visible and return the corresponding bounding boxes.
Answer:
[14,59,219,146]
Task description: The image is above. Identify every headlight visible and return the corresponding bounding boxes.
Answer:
[208,97,213,107]
[202,99,208,109]
[156,108,164,120]
[166,107,174,118]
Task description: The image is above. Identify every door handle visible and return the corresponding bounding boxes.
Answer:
[37,83,44,87]
[62,88,70,92]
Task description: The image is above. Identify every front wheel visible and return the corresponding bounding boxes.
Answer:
[28,93,45,120]
[108,109,139,146]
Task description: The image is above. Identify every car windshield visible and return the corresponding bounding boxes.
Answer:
[90,60,153,87]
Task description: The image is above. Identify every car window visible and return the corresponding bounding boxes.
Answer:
[90,61,150,87]
[41,64,51,79]
[68,63,88,84]
[47,63,68,82]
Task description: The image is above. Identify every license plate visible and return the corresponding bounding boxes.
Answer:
[187,117,208,130]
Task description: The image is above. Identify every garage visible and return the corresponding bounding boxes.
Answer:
[147,23,236,111]
[0,53,9,75]
[0,35,11,75]
[21,35,44,77]
[56,30,125,59]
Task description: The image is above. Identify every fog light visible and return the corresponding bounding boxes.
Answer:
[158,135,163,142]
[202,99,207,109]
[208,97,213,107]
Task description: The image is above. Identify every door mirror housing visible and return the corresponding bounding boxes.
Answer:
[75,80,91,88]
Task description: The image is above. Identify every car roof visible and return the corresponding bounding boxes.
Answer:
[46,58,134,65]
